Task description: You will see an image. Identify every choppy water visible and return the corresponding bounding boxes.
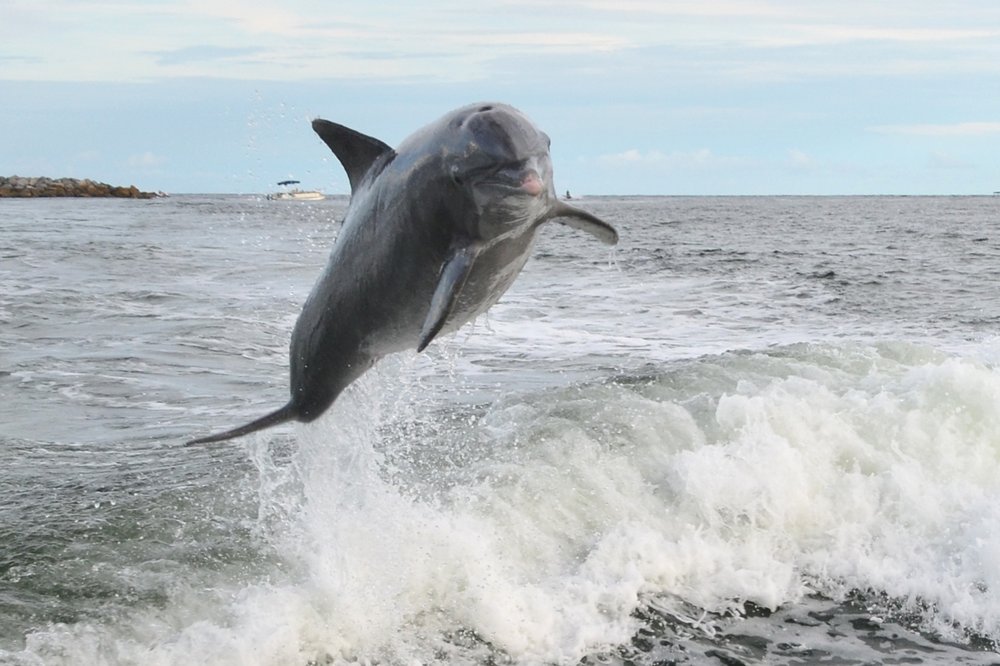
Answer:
[2,194,1000,665]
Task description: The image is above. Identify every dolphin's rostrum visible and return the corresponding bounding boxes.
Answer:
[188,102,618,445]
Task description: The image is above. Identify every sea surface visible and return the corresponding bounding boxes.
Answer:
[2,194,1000,665]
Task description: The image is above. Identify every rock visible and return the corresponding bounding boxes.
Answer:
[0,175,157,198]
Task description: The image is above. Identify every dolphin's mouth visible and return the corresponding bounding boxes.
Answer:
[475,163,547,197]
[518,169,544,196]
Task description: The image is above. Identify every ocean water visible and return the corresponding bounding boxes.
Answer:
[2,194,1000,665]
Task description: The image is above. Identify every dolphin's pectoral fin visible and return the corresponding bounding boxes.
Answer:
[546,200,619,245]
[312,119,395,193]
[418,242,483,352]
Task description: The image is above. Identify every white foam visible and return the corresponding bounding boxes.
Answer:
[8,341,1000,663]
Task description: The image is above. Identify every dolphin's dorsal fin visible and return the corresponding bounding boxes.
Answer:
[417,241,483,352]
[312,119,394,193]
[546,200,619,245]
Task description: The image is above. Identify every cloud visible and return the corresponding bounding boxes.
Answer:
[457,31,627,52]
[927,151,974,169]
[870,122,1000,136]
[6,0,1000,85]
[596,148,747,168]
[127,151,166,168]
[598,149,664,164]
[74,150,101,162]
[748,25,1000,48]
[172,0,306,36]
[787,149,816,170]
[148,45,266,66]
[0,54,44,64]
[507,0,788,18]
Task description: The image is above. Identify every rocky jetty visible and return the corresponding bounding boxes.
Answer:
[0,176,158,198]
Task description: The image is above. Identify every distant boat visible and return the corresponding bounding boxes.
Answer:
[266,180,325,201]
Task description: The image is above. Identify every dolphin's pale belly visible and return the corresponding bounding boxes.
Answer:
[363,228,538,356]
[444,232,538,333]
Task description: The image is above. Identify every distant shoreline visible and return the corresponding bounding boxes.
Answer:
[0,176,160,199]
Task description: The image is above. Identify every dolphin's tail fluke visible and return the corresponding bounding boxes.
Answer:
[186,402,298,446]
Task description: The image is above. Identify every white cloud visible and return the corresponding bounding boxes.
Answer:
[870,122,1000,137]
[927,151,974,169]
[596,148,746,169]
[787,149,815,170]
[598,149,666,164]
[172,0,306,36]
[525,0,786,18]
[149,45,265,66]
[458,32,627,52]
[74,149,101,162]
[127,151,166,168]
[5,0,1000,84]
[746,25,1000,48]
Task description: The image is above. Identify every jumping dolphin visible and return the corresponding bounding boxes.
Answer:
[187,102,618,445]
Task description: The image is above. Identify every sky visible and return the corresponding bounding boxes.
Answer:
[2,1,1000,195]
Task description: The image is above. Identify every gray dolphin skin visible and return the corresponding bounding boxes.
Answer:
[187,102,618,445]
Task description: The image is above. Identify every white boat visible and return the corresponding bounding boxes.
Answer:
[266,180,325,201]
